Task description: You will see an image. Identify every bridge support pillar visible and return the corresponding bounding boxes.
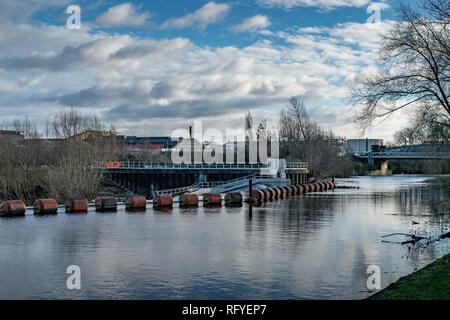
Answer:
[380,160,389,176]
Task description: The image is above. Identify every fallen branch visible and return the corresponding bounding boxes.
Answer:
[440,232,450,239]
[382,233,428,245]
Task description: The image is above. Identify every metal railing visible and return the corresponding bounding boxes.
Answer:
[153,174,278,196]
[99,161,309,170]
[356,152,450,159]
[286,162,309,169]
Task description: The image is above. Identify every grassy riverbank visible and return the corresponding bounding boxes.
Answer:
[369,253,450,300]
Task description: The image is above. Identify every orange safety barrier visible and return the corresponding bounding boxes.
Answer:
[0,200,26,216]
[106,162,122,168]
[203,193,222,206]
[33,199,58,214]
[95,196,118,211]
[153,194,174,208]
[298,185,306,194]
[224,192,243,205]
[125,196,147,210]
[65,198,88,213]
[262,189,271,201]
[179,194,199,207]
[252,190,264,202]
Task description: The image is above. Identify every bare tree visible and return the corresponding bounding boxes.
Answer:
[52,107,103,139]
[279,97,350,177]
[351,0,450,130]
[46,109,117,202]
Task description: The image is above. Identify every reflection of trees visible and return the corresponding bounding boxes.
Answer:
[243,194,338,249]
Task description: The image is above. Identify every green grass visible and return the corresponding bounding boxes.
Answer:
[369,253,450,300]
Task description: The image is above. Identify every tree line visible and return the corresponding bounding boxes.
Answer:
[0,109,117,204]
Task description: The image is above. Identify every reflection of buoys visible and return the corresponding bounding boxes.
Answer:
[0,200,26,216]
[65,198,88,213]
[125,196,147,210]
[224,192,243,205]
[203,193,222,206]
[180,194,199,207]
[33,199,58,215]
[95,196,118,211]
[153,194,173,208]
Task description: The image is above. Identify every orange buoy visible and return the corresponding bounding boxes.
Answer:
[203,193,222,206]
[273,187,281,199]
[290,185,298,195]
[125,196,147,210]
[297,185,305,195]
[65,198,88,213]
[266,188,274,200]
[95,196,117,211]
[224,192,243,205]
[261,189,271,201]
[278,187,287,198]
[180,193,199,207]
[153,194,173,208]
[252,190,264,202]
[0,200,26,216]
[266,188,276,200]
[33,199,58,214]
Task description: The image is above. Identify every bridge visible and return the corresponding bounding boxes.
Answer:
[99,160,309,197]
[353,143,450,174]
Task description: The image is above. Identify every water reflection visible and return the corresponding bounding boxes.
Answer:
[0,176,448,299]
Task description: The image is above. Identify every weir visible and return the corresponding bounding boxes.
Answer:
[99,161,309,197]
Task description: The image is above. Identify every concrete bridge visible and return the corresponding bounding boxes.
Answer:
[354,143,450,175]
[99,160,309,197]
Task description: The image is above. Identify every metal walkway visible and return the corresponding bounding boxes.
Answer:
[99,161,308,170]
[153,175,291,196]
[354,143,450,161]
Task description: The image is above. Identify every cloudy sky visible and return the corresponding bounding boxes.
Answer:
[0,0,418,140]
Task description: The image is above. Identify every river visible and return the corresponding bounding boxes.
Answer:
[0,175,449,299]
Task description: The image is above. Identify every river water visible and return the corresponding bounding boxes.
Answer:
[0,175,449,299]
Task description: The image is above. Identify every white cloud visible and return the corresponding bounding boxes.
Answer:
[161,2,230,29]
[0,15,396,138]
[95,3,151,27]
[231,15,271,32]
[257,0,379,9]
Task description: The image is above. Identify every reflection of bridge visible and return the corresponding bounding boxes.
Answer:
[354,144,450,174]
[99,161,309,197]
